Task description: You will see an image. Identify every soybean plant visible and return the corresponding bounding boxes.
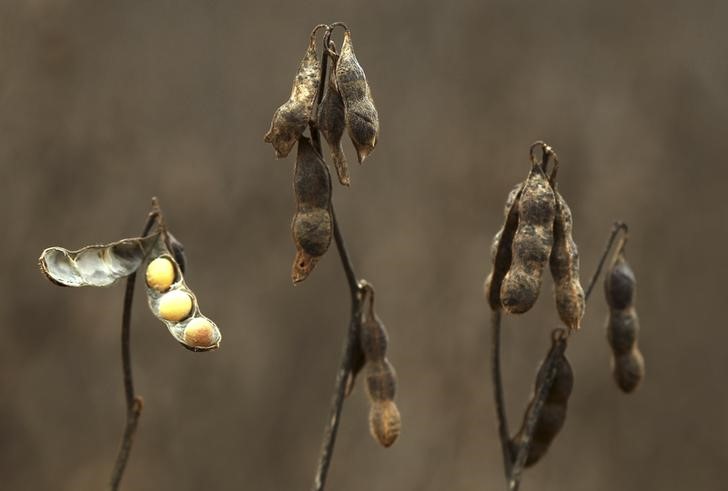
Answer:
[38,198,221,491]
[485,143,644,491]
[264,23,399,491]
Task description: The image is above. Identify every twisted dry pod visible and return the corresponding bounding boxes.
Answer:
[39,233,160,287]
[484,183,523,310]
[264,27,322,159]
[145,238,221,352]
[317,48,349,186]
[291,136,333,283]
[512,335,573,467]
[500,164,556,314]
[549,192,585,331]
[605,249,644,393]
[335,28,379,163]
[359,287,400,447]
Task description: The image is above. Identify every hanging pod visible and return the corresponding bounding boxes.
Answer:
[335,27,379,163]
[144,238,221,352]
[264,26,324,159]
[39,233,161,287]
[291,136,333,283]
[317,43,350,186]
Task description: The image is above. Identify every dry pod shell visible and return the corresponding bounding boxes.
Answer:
[549,192,585,331]
[145,240,221,352]
[511,337,573,467]
[291,136,333,283]
[264,27,322,159]
[500,164,556,314]
[484,183,523,310]
[605,249,644,393]
[317,51,350,186]
[39,233,160,288]
[335,29,379,163]
[369,400,401,448]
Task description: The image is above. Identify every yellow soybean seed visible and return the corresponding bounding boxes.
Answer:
[146,257,175,292]
[158,290,193,322]
[183,317,216,348]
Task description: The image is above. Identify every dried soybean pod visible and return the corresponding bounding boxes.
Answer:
[484,183,524,310]
[549,192,585,331]
[291,136,333,283]
[335,26,379,163]
[511,334,573,467]
[500,163,556,314]
[369,400,401,448]
[605,248,644,393]
[317,46,350,186]
[264,26,324,159]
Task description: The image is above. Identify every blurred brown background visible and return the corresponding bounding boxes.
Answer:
[1,1,726,490]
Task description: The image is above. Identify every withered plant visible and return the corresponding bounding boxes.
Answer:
[37,198,222,491]
[264,23,399,491]
[485,142,644,490]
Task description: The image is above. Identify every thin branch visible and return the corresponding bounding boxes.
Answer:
[490,309,512,477]
[110,203,160,491]
[584,221,628,300]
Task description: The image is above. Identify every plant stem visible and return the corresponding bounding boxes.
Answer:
[109,204,160,491]
[491,221,628,491]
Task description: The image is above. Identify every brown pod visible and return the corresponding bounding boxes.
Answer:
[549,192,585,331]
[604,249,644,393]
[290,137,332,283]
[501,165,556,314]
[335,29,379,163]
[365,359,397,402]
[317,52,350,186]
[360,294,389,362]
[264,28,322,159]
[512,344,573,467]
[369,400,401,448]
[484,183,523,310]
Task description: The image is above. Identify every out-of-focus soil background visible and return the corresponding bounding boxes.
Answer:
[1,1,726,490]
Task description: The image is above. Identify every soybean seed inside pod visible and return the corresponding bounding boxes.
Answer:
[549,192,585,331]
[317,52,350,186]
[183,317,217,349]
[291,136,333,284]
[264,27,321,159]
[146,256,176,292]
[158,290,193,322]
[335,29,379,164]
[500,165,556,314]
[484,183,523,310]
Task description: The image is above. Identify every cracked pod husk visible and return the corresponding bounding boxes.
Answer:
[335,29,379,163]
[500,164,556,314]
[39,233,161,287]
[145,239,221,352]
[318,53,350,186]
[484,183,523,310]
[511,339,573,467]
[264,28,321,159]
[291,136,333,283]
[549,192,584,331]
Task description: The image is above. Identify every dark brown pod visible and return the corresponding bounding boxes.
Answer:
[317,53,349,186]
[484,183,523,310]
[365,359,397,402]
[264,29,321,159]
[335,29,379,163]
[549,192,584,331]
[290,136,332,284]
[612,350,644,393]
[604,251,636,310]
[501,165,556,314]
[606,307,639,355]
[360,295,389,362]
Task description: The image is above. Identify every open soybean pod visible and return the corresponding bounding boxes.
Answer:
[605,247,644,393]
[334,25,379,163]
[39,233,161,287]
[549,192,585,331]
[144,238,221,352]
[264,25,325,159]
[484,183,523,310]
[317,42,350,186]
[511,332,573,467]
[291,136,333,284]
[500,160,556,314]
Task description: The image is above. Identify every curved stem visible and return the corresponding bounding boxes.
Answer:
[491,309,512,477]
[109,205,160,491]
[584,221,628,300]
